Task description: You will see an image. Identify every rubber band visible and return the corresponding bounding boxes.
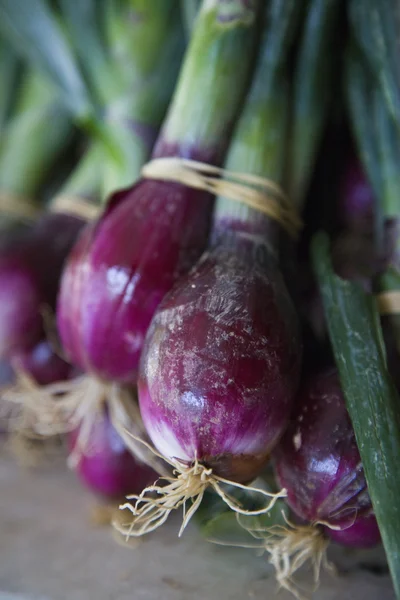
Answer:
[141,158,302,238]
[0,192,40,221]
[50,195,101,221]
[376,291,400,315]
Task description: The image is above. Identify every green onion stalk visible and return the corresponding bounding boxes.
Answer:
[55,0,186,196]
[0,68,72,229]
[287,0,343,209]
[270,0,343,317]
[214,0,302,238]
[180,0,202,39]
[312,233,400,600]
[349,0,400,132]
[0,35,21,138]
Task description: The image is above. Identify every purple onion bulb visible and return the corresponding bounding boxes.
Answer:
[273,368,380,548]
[57,180,213,383]
[138,233,301,483]
[0,258,43,359]
[68,407,156,499]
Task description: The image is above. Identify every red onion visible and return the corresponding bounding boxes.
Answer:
[0,215,84,436]
[57,179,213,383]
[68,407,156,499]
[326,513,381,548]
[273,368,380,546]
[114,228,301,537]
[140,234,300,474]
[232,368,382,598]
[0,252,43,358]
[0,213,84,360]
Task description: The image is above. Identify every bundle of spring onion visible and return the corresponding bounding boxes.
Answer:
[0,0,399,598]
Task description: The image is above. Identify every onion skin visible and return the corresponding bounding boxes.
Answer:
[57,179,213,383]
[68,408,156,499]
[273,368,380,548]
[138,231,301,484]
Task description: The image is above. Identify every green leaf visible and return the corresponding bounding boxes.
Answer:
[312,231,400,600]
[345,43,384,253]
[180,0,201,39]
[288,0,343,209]
[0,0,93,121]
[0,37,21,132]
[160,0,259,152]
[59,0,119,106]
[350,0,400,131]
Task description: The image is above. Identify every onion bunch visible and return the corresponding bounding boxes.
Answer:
[0,1,399,598]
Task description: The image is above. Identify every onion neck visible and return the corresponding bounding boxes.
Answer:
[212,3,301,253]
[152,0,259,164]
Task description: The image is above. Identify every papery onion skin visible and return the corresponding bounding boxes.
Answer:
[138,231,301,484]
[57,177,213,384]
[273,368,380,547]
[68,408,156,499]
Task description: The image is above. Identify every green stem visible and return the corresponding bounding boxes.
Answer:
[373,88,400,221]
[312,232,400,600]
[154,0,260,162]
[214,0,302,230]
[0,37,21,133]
[100,0,186,194]
[0,0,94,122]
[180,0,201,39]
[345,43,384,258]
[0,72,72,200]
[349,0,400,131]
[345,45,383,203]
[59,0,122,108]
[288,0,342,210]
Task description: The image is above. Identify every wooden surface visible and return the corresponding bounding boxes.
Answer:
[0,445,395,600]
